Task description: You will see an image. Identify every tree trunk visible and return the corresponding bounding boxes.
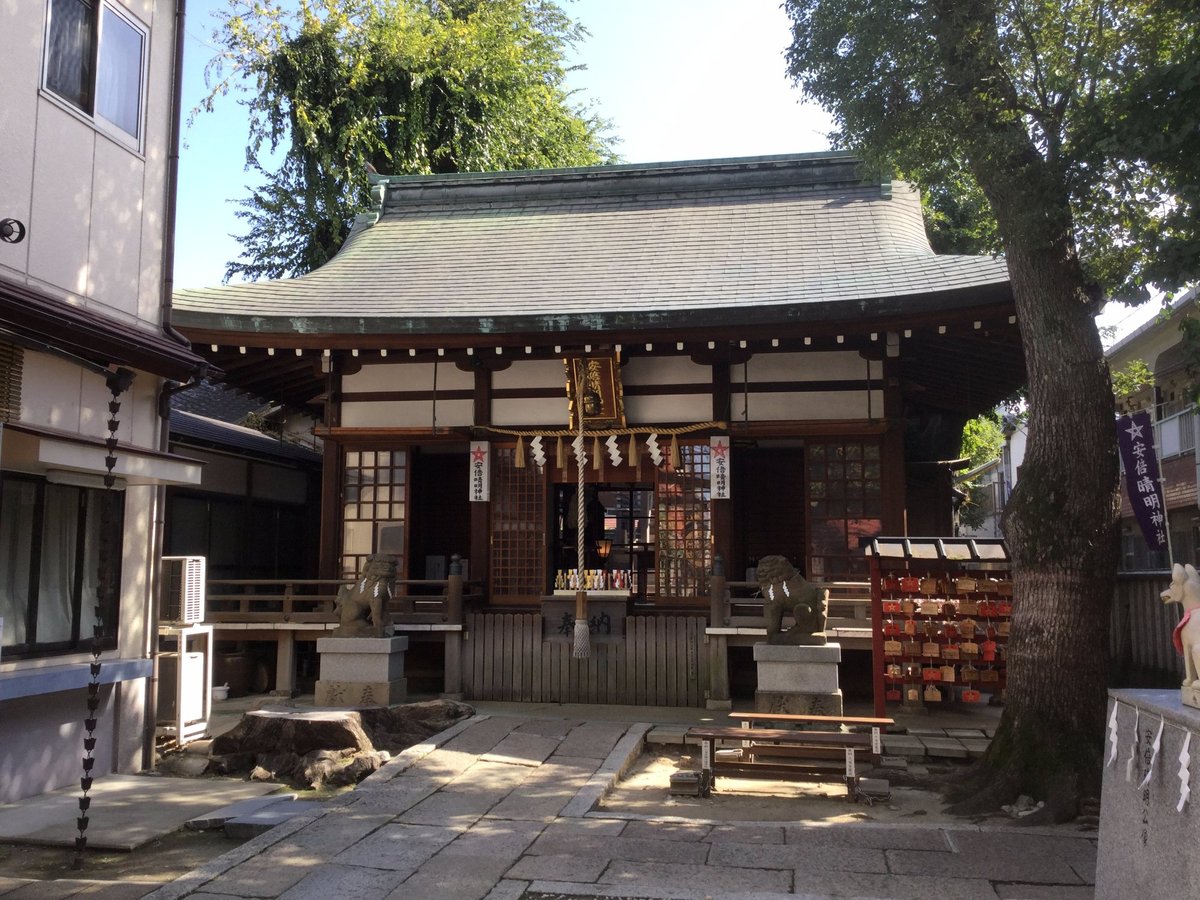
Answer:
[931,0,1121,817]
[976,231,1119,814]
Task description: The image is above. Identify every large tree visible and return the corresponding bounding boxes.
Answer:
[785,0,1199,818]
[202,0,616,280]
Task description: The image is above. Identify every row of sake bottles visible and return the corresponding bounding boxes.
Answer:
[553,569,633,592]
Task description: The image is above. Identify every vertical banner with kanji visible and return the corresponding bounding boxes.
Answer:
[469,441,490,502]
[710,436,730,500]
[1116,411,1167,551]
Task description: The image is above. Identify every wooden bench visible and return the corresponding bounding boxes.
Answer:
[686,712,894,799]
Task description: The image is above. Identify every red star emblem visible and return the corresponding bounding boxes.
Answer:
[711,440,729,457]
[471,446,488,463]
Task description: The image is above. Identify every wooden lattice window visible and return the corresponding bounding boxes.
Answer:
[655,443,711,600]
[0,341,22,423]
[490,446,546,602]
[341,448,408,579]
[807,439,882,578]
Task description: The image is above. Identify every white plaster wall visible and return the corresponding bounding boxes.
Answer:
[493,358,565,390]
[341,399,473,428]
[623,355,708,386]
[119,483,155,659]
[492,397,571,427]
[88,137,146,315]
[731,351,879,383]
[625,394,711,425]
[26,106,96,297]
[731,389,883,422]
[343,361,473,393]
[7,0,169,328]
[0,687,118,805]
[0,0,41,278]
[19,351,162,448]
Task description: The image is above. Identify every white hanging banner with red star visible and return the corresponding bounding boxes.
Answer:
[710,436,731,499]
[469,441,490,502]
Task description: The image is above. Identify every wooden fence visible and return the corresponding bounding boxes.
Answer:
[1111,571,1184,686]
[461,613,708,706]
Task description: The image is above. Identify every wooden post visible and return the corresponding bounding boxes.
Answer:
[709,554,728,626]
[707,556,731,709]
[275,632,295,697]
[869,555,886,718]
[446,554,464,625]
[443,554,465,699]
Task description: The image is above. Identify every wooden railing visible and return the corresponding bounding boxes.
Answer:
[707,566,870,633]
[204,568,478,626]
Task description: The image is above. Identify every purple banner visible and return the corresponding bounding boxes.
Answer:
[1117,411,1168,551]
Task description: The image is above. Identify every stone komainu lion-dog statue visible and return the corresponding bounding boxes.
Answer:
[1162,562,1200,703]
[755,555,828,645]
[333,554,396,638]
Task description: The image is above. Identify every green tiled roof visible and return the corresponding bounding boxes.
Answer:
[174,152,1009,338]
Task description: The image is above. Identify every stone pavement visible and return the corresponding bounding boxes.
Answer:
[101,712,1094,900]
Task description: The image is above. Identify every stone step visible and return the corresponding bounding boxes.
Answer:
[225,797,323,839]
[187,792,299,831]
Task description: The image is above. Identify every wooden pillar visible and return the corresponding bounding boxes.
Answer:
[707,635,731,709]
[275,632,296,697]
[318,363,342,579]
[441,555,465,699]
[881,353,907,533]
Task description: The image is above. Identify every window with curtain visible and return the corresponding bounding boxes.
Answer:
[44,0,146,143]
[0,473,123,658]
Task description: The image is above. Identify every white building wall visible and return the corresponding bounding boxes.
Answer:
[0,0,181,803]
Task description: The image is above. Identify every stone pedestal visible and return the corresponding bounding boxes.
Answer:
[753,642,843,716]
[1096,689,1200,899]
[315,636,408,708]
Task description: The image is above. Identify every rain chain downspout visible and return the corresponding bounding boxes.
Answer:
[75,367,134,870]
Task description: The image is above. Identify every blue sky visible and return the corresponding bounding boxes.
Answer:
[170,0,1155,340]
[173,0,833,290]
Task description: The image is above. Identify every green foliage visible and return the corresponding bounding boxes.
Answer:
[961,412,1005,468]
[202,0,617,280]
[957,412,1005,530]
[783,0,1200,301]
[1110,359,1154,400]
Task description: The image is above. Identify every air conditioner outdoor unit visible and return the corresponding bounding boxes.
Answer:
[160,556,206,625]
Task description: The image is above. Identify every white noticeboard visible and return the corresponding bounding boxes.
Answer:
[710,436,730,500]
[469,441,490,502]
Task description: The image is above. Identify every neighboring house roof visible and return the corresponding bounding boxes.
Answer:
[1,274,211,382]
[170,409,320,465]
[174,152,1010,339]
[172,379,264,423]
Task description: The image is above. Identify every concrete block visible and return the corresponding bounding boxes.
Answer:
[881,734,926,759]
[753,642,842,664]
[755,689,843,716]
[920,736,969,759]
[225,799,323,839]
[1097,690,1200,899]
[317,637,408,683]
[961,738,991,759]
[946,728,987,739]
[755,661,841,692]
[314,678,406,707]
[187,794,298,831]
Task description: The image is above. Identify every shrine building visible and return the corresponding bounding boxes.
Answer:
[172,152,1025,706]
